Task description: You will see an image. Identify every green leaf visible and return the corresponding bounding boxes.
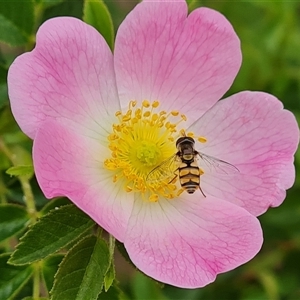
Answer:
[9,205,95,265]
[132,272,166,300]
[0,204,29,242]
[6,165,34,179]
[0,0,34,37]
[104,261,115,292]
[0,67,8,109]
[42,0,64,8]
[83,0,114,50]
[0,14,27,46]
[22,297,48,300]
[10,145,33,167]
[97,285,124,300]
[40,197,71,215]
[0,253,33,300]
[42,0,83,20]
[0,83,8,109]
[0,105,18,134]
[104,235,115,292]
[186,0,199,11]
[41,254,64,292]
[51,235,111,300]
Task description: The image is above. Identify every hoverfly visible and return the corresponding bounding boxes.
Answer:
[146,136,239,197]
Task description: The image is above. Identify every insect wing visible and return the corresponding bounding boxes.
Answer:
[197,152,239,175]
[146,155,179,184]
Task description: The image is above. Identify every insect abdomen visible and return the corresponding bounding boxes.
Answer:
[178,162,200,194]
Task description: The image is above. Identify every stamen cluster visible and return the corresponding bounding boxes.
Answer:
[104,100,187,201]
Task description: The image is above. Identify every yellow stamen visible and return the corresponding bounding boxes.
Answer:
[198,136,207,143]
[149,194,159,202]
[104,100,208,202]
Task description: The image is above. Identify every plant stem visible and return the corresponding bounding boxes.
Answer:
[108,234,115,257]
[33,262,40,300]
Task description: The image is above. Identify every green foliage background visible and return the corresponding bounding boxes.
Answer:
[0,0,299,299]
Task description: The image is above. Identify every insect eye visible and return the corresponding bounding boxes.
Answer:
[176,137,185,147]
[176,136,195,147]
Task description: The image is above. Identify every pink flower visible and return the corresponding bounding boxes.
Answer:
[8,0,299,288]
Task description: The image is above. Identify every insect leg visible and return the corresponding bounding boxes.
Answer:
[168,169,178,184]
[199,184,206,197]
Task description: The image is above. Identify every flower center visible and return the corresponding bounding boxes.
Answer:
[104,100,202,201]
[135,140,161,166]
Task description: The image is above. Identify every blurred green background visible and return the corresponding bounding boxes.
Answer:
[0,1,299,299]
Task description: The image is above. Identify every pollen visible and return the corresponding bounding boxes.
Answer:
[104,100,208,201]
[104,100,190,201]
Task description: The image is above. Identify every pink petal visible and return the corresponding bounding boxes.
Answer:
[8,17,119,140]
[114,1,241,125]
[188,91,299,216]
[124,194,262,288]
[33,120,134,242]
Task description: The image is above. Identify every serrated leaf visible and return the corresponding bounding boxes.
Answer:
[6,165,34,178]
[0,253,33,300]
[0,14,27,46]
[0,204,29,242]
[104,261,115,292]
[41,197,71,215]
[41,254,64,292]
[9,205,95,265]
[51,235,110,300]
[83,0,114,50]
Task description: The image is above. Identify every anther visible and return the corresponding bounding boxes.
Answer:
[149,194,159,202]
[151,114,159,121]
[108,134,118,141]
[105,100,192,202]
[176,188,184,196]
[125,186,133,192]
[198,136,207,143]
[152,101,160,108]
[130,100,137,108]
[142,100,150,108]
[180,129,186,136]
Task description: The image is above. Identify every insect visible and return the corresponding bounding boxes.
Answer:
[146,136,239,196]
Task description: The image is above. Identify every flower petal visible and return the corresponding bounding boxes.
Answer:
[188,91,299,216]
[8,17,119,140]
[114,1,241,125]
[124,195,262,288]
[33,120,133,242]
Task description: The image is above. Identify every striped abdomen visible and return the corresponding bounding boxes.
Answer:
[178,161,200,194]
